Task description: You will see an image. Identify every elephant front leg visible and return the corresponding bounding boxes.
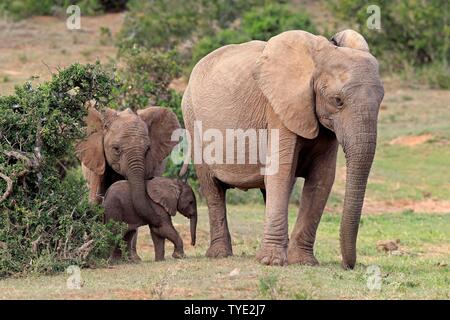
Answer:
[256,128,299,266]
[150,226,165,261]
[153,223,185,259]
[288,141,338,266]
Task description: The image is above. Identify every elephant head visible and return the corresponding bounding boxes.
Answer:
[76,106,181,226]
[254,30,384,269]
[146,178,198,246]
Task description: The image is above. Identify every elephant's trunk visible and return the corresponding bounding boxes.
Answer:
[127,153,162,227]
[190,209,197,246]
[337,106,378,269]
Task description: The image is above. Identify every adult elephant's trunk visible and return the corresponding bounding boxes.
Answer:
[127,153,162,227]
[337,106,378,269]
[190,209,197,246]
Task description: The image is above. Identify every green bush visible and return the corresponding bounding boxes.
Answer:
[190,2,317,67]
[0,62,124,278]
[242,3,317,41]
[117,0,205,54]
[191,29,251,67]
[408,62,450,89]
[329,0,449,76]
[115,47,182,117]
[117,0,287,59]
[0,0,108,19]
[0,0,127,19]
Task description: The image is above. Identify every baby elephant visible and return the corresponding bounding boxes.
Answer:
[103,177,197,262]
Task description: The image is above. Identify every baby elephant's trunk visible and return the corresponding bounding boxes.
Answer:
[190,210,197,246]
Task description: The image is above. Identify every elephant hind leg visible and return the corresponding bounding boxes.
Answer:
[197,168,233,258]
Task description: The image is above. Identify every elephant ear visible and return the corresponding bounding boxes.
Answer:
[254,30,320,139]
[75,107,106,175]
[138,107,181,163]
[146,177,181,216]
[330,29,369,52]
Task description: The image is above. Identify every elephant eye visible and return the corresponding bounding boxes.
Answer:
[335,97,344,108]
[112,146,121,155]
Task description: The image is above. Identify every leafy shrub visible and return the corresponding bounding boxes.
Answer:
[0,62,124,278]
[190,2,317,67]
[117,0,205,54]
[398,61,450,90]
[118,47,180,110]
[329,0,449,75]
[117,0,287,58]
[98,0,128,12]
[0,0,127,19]
[191,29,251,68]
[242,3,317,41]
[115,47,182,118]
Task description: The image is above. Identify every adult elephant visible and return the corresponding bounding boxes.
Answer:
[76,106,180,260]
[182,30,384,269]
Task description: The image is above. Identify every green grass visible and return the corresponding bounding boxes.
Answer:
[368,144,450,200]
[1,204,448,300]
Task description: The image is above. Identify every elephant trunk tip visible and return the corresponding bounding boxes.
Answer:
[190,212,197,246]
[341,260,356,270]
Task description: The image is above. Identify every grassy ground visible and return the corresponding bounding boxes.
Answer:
[0,204,448,299]
[0,13,449,300]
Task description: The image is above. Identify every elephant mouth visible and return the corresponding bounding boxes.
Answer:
[317,114,334,131]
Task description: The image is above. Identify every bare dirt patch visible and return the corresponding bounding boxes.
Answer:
[389,134,434,146]
[0,13,123,94]
[363,199,450,214]
[419,244,450,259]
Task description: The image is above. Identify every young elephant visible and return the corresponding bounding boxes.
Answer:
[103,177,197,262]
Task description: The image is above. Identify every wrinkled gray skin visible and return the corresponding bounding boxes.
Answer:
[182,29,384,269]
[103,178,198,261]
[76,106,181,261]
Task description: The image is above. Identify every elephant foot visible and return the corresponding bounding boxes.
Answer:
[172,251,185,259]
[109,247,123,262]
[206,241,233,258]
[256,244,287,266]
[155,256,165,262]
[287,247,319,266]
[128,253,142,263]
[109,253,122,263]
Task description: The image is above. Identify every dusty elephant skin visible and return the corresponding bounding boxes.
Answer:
[76,106,181,261]
[183,29,384,269]
[103,178,197,261]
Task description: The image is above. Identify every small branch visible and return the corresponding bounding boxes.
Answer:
[4,151,32,167]
[64,225,74,259]
[77,239,94,259]
[31,235,42,253]
[34,120,43,190]
[1,117,43,203]
[0,172,13,203]
[0,150,41,204]
[57,159,69,174]
[41,60,54,77]
[34,119,43,165]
